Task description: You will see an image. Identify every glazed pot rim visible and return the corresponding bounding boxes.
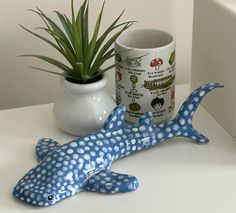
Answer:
[60,74,108,93]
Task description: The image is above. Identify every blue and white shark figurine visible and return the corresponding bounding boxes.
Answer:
[13,83,223,207]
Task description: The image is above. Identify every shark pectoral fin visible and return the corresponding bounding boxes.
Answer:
[83,170,139,193]
[103,105,126,132]
[36,138,60,162]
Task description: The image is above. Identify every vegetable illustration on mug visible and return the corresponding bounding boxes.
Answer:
[128,75,141,112]
[116,90,122,105]
[170,85,175,108]
[127,57,142,68]
[143,75,175,91]
[169,51,176,66]
[150,58,163,70]
[116,69,122,82]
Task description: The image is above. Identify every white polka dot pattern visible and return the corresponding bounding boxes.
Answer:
[13,83,223,207]
[36,139,60,162]
[84,170,138,193]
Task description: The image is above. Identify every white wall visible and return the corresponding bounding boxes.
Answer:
[0,0,194,109]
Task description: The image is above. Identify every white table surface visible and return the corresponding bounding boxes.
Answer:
[1,84,236,213]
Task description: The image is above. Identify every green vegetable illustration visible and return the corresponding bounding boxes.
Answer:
[130,75,138,84]
[128,75,141,112]
[144,75,175,91]
[169,51,175,65]
[129,103,141,111]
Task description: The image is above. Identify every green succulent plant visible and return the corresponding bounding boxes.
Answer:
[21,0,135,83]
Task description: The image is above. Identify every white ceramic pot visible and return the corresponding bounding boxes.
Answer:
[53,74,116,136]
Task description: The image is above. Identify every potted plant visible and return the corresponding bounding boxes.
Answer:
[21,0,134,135]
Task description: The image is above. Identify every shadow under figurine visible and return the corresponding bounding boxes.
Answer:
[13,83,223,207]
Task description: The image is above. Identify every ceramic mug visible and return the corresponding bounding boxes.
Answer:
[115,29,176,123]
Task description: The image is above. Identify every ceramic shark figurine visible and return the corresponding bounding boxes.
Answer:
[13,83,223,207]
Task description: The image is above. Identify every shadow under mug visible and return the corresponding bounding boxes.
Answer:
[115,29,176,123]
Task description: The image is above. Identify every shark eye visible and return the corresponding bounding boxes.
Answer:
[47,195,54,201]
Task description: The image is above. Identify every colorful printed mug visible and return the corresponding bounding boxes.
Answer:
[115,29,176,123]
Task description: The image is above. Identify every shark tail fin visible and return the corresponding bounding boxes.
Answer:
[171,83,223,143]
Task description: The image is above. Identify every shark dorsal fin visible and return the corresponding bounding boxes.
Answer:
[103,105,126,132]
[137,112,153,126]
